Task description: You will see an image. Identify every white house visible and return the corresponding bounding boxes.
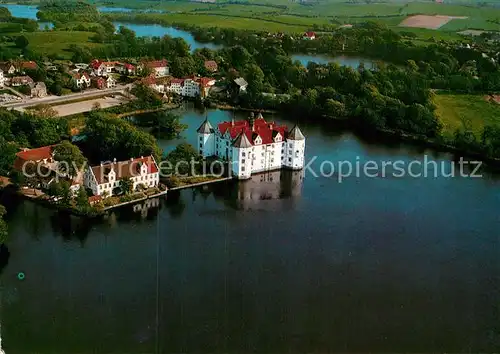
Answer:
[141,59,169,78]
[91,60,118,77]
[84,156,160,197]
[234,77,248,93]
[106,76,116,88]
[197,112,306,179]
[163,76,216,98]
[71,72,91,88]
[0,69,4,88]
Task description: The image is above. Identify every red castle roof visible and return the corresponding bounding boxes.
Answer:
[217,116,287,145]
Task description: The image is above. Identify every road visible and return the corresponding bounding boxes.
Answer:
[0,84,133,110]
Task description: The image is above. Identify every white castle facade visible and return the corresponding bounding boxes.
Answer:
[197,113,306,179]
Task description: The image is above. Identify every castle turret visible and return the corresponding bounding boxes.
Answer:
[231,132,252,179]
[284,124,306,170]
[197,117,215,157]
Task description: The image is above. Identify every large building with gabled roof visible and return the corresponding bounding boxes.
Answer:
[197,112,306,179]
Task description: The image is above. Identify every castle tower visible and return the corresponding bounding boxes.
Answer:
[196,117,215,158]
[231,132,252,179]
[284,125,305,170]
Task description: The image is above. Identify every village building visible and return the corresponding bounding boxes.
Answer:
[0,69,4,88]
[204,60,218,72]
[71,72,91,88]
[234,77,248,93]
[116,63,136,76]
[164,76,215,98]
[140,59,169,77]
[10,76,34,87]
[0,62,16,75]
[106,75,116,88]
[13,145,82,194]
[197,113,306,179]
[303,31,316,40]
[84,156,160,197]
[145,76,216,98]
[14,61,38,74]
[91,77,106,90]
[91,60,119,77]
[30,82,47,98]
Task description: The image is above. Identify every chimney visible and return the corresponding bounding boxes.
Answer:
[100,162,103,166]
[269,122,273,130]
[130,157,134,161]
[113,158,117,164]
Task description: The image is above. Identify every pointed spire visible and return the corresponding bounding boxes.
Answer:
[232,132,253,148]
[288,124,305,140]
[196,115,213,134]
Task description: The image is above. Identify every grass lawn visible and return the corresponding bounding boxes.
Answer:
[24,31,104,58]
[434,93,500,138]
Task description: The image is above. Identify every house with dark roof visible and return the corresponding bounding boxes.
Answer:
[83,156,160,196]
[197,112,306,179]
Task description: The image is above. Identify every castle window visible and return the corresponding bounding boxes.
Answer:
[242,152,246,157]
[241,166,245,172]
[199,136,203,141]
[242,159,245,163]
[271,159,274,163]
[288,157,292,162]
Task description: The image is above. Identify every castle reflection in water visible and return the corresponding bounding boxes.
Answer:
[207,169,304,210]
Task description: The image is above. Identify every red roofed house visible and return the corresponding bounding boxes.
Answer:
[117,63,136,76]
[84,156,160,196]
[92,77,106,90]
[14,144,83,193]
[164,76,215,98]
[303,31,316,40]
[204,60,218,72]
[14,145,57,172]
[71,72,91,88]
[141,59,169,78]
[196,112,306,179]
[91,60,119,77]
[16,61,38,73]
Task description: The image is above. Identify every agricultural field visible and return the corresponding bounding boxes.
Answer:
[24,31,104,58]
[434,93,500,138]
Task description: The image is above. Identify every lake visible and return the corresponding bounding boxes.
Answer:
[112,22,223,51]
[1,107,499,352]
[292,54,376,69]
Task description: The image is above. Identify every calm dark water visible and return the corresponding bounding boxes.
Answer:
[292,54,375,68]
[0,108,499,353]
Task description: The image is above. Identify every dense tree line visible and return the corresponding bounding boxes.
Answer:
[81,112,162,164]
[0,108,70,176]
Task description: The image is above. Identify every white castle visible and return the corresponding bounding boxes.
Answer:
[197,112,306,179]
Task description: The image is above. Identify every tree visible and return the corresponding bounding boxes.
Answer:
[164,143,199,176]
[0,205,7,245]
[53,141,87,178]
[120,177,133,194]
[0,7,12,21]
[60,180,72,207]
[47,181,64,198]
[15,35,29,49]
[75,185,89,209]
[150,112,187,138]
